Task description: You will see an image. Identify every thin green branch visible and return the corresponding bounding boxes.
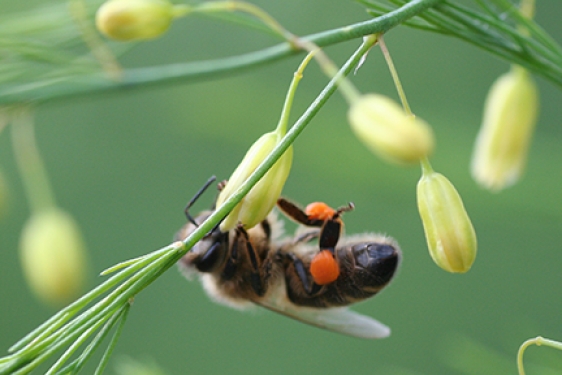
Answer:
[56,303,129,375]
[517,336,562,375]
[0,0,442,104]
[93,303,130,375]
[8,245,172,354]
[43,310,115,375]
[362,0,562,87]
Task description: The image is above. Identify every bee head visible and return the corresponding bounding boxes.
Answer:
[191,228,229,272]
[177,212,230,273]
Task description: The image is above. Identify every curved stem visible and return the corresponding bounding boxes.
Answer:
[0,0,442,104]
[378,35,411,115]
[192,1,295,43]
[10,106,56,212]
[276,51,315,135]
[420,157,434,176]
[517,336,562,375]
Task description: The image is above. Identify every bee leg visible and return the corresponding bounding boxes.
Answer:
[260,219,271,241]
[293,230,320,244]
[277,198,324,227]
[319,219,342,254]
[221,232,239,280]
[184,176,216,226]
[317,202,353,252]
[237,226,269,297]
[282,252,322,296]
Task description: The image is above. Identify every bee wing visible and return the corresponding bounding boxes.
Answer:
[256,296,390,339]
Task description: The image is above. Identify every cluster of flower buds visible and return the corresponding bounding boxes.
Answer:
[471,66,538,191]
[96,0,189,41]
[20,208,88,306]
[348,94,435,164]
[417,163,477,273]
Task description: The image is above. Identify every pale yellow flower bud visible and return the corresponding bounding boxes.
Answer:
[471,67,538,191]
[20,208,88,306]
[96,0,189,41]
[348,94,434,164]
[217,131,293,231]
[417,164,477,273]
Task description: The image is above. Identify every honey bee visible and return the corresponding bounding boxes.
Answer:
[176,177,401,339]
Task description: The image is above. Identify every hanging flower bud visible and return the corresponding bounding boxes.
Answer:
[214,52,317,232]
[20,208,89,306]
[96,0,190,41]
[417,162,477,273]
[471,66,538,191]
[217,131,292,231]
[348,94,435,164]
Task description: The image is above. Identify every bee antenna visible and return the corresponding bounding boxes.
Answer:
[184,176,217,226]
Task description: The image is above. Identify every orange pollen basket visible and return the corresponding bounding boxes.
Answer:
[305,202,336,221]
[310,250,340,285]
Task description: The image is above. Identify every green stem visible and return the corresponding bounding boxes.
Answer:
[59,303,129,374]
[10,106,56,212]
[275,51,315,135]
[365,0,562,87]
[378,35,411,115]
[8,244,174,354]
[191,1,294,42]
[93,303,130,375]
[420,157,434,176]
[517,336,562,375]
[0,0,442,104]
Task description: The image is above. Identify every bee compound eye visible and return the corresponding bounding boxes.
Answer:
[194,232,229,272]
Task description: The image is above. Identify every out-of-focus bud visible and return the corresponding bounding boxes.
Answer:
[417,164,477,273]
[348,94,435,164]
[96,0,189,41]
[471,67,538,191]
[217,131,292,231]
[20,208,88,306]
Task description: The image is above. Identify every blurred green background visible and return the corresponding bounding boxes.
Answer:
[1,1,562,374]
